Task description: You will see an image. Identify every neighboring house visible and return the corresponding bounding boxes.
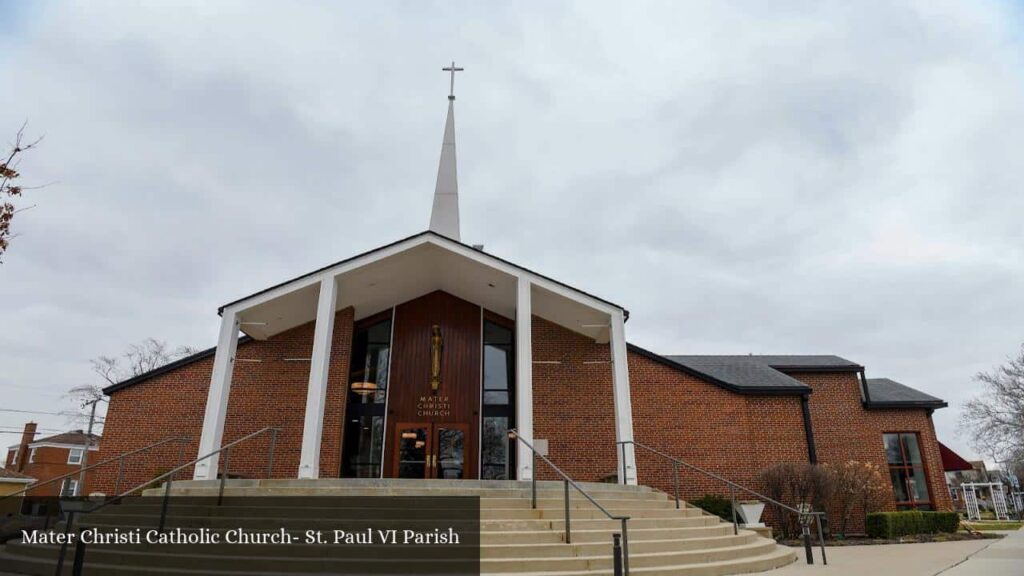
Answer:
[4,423,101,497]
[0,467,36,516]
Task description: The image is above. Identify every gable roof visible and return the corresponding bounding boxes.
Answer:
[865,377,947,409]
[31,430,101,447]
[0,467,35,482]
[217,230,627,317]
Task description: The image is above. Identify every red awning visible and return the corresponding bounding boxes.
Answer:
[939,441,973,472]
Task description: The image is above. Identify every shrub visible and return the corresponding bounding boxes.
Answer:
[866,511,960,538]
[692,495,733,521]
[758,462,834,538]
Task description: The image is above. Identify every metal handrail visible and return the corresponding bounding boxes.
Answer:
[509,430,631,576]
[0,436,189,502]
[619,439,827,566]
[88,426,281,519]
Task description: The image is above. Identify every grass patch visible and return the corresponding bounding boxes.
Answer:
[964,521,1023,531]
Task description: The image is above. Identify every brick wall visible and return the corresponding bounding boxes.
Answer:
[93,309,353,494]
[16,447,97,497]
[629,354,810,502]
[531,317,618,482]
[794,372,953,521]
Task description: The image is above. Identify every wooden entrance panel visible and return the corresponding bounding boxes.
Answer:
[383,291,481,478]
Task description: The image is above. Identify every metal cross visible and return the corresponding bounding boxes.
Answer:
[442,61,464,99]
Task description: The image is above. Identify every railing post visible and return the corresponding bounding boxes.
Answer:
[175,438,187,474]
[531,449,537,510]
[730,484,738,536]
[620,518,630,576]
[158,475,172,533]
[266,428,278,478]
[612,533,623,576]
[71,527,87,576]
[114,457,125,495]
[54,510,75,576]
[672,461,680,509]
[564,479,571,544]
[218,446,230,506]
[816,513,828,565]
[800,507,813,565]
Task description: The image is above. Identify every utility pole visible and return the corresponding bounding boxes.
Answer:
[77,398,101,496]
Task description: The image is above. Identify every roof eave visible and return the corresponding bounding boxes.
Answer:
[627,344,811,396]
[863,400,948,410]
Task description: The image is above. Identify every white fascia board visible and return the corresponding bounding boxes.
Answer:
[28,443,100,451]
[0,477,36,484]
[226,235,434,316]
[422,236,622,316]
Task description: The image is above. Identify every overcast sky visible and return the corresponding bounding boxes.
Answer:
[1,1,1022,465]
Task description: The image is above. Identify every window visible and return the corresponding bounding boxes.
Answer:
[481,320,514,480]
[29,448,37,463]
[883,433,932,510]
[341,316,392,478]
[8,448,17,467]
[67,448,84,465]
[60,478,79,497]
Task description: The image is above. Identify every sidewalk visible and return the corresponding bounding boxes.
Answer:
[772,533,1020,576]
[940,529,1024,575]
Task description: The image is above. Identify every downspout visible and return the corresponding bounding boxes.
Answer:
[800,394,818,464]
[859,367,872,404]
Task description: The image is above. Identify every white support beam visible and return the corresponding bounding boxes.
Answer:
[193,309,240,480]
[515,276,534,481]
[610,309,638,485]
[298,276,338,479]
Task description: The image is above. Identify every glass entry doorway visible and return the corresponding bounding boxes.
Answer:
[393,423,468,479]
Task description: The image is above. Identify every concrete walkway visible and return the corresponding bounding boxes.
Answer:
[773,531,1023,576]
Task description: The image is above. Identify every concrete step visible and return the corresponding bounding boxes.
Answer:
[496,546,796,576]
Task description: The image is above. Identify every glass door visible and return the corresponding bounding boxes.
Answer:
[435,424,467,480]
[394,424,431,479]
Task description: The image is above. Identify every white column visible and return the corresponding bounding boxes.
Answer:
[610,309,638,485]
[298,276,338,479]
[515,276,534,481]
[193,309,240,480]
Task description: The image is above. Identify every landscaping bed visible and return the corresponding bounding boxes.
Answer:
[780,531,1001,546]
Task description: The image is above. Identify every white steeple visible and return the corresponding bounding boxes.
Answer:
[430,61,463,241]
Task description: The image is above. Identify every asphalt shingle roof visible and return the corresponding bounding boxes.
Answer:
[663,355,862,392]
[32,430,101,447]
[865,378,946,408]
[0,467,35,480]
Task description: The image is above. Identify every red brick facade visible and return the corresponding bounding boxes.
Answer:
[5,426,98,497]
[94,295,950,536]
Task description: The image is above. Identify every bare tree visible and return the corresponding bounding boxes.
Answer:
[960,345,1024,464]
[822,460,887,537]
[1,122,42,263]
[64,338,198,429]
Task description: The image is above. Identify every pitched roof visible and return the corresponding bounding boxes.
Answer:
[0,467,35,481]
[659,354,862,394]
[31,430,101,447]
[864,377,947,409]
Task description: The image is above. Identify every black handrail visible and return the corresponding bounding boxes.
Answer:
[0,436,189,502]
[53,427,281,574]
[509,430,631,576]
[619,439,827,566]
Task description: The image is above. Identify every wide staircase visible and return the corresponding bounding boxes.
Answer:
[0,479,795,575]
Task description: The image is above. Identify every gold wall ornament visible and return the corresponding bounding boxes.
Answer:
[430,324,443,393]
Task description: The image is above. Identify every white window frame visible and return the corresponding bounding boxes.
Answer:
[29,447,37,463]
[61,478,79,497]
[67,448,84,465]
[8,448,16,467]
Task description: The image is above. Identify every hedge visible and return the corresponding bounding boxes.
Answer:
[691,495,733,521]
[865,511,960,538]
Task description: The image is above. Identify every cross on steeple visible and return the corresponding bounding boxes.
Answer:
[442,61,464,100]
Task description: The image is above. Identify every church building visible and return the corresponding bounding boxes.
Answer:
[94,70,953,531]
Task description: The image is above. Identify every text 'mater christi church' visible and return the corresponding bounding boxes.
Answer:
[95,67,954,526]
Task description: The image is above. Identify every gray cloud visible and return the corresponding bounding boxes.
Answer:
[1,1,1021,464]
